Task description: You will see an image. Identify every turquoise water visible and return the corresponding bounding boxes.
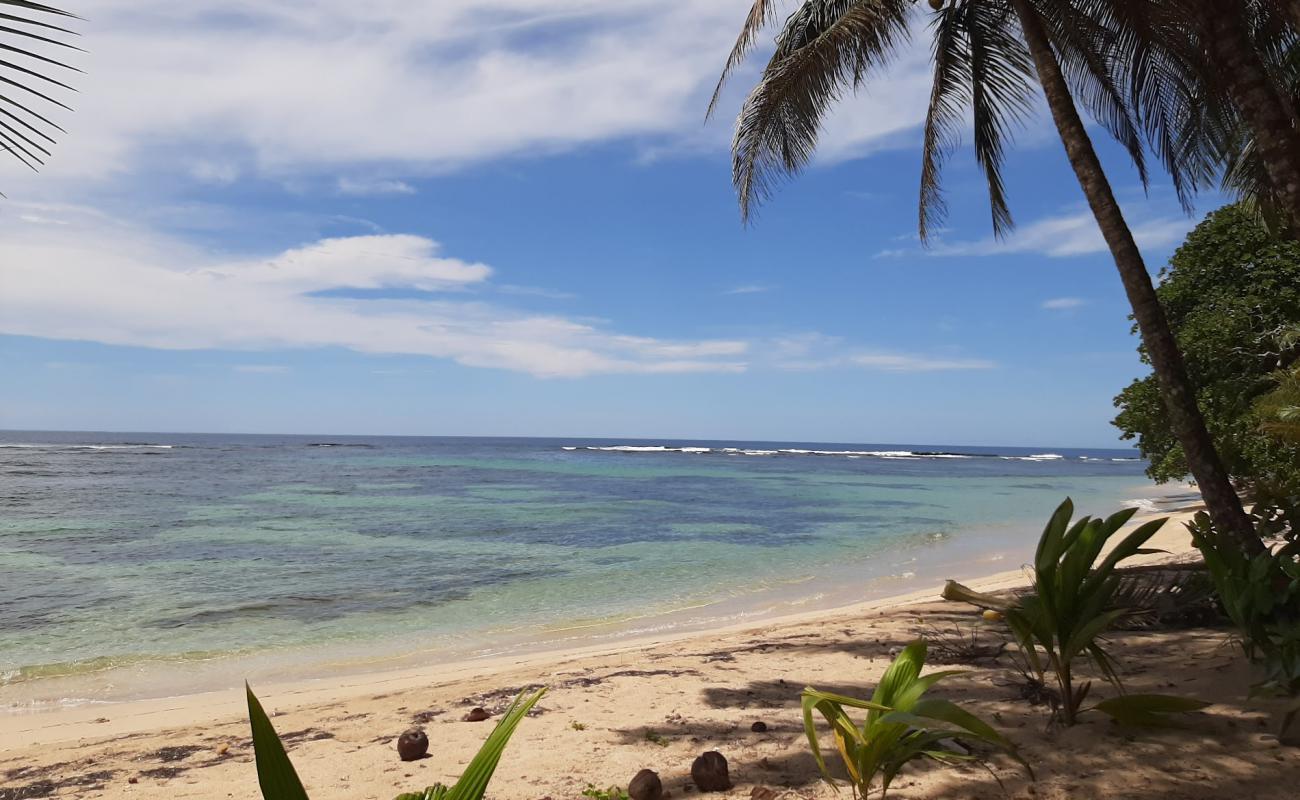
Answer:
[0,432,1158,706]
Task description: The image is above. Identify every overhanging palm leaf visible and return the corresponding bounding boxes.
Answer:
[731,0,912,221]
[707,0,780,117]
[723,0,1152,235]
[1078,0,1300,231]
[921,0,1036,240]
[0,0,80,193]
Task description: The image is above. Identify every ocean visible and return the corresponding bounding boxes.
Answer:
[0,431,1167,709]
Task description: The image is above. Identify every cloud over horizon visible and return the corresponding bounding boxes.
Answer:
[0,205,990,379]
[0,205,749,378]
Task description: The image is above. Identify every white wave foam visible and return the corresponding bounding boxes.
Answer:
[777,449,970,458]
[0,444,173,450]
[563,445,1097,463]
[1123,497,1161,513]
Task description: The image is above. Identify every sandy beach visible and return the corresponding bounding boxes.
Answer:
[4,497,1297,800]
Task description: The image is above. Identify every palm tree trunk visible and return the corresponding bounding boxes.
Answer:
[1009,0,1264,556]
[1204,3,1300,234]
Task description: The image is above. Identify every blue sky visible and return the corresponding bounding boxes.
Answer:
[0,1,1223,447]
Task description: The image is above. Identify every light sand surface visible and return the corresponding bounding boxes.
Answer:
[4,501,1297,800]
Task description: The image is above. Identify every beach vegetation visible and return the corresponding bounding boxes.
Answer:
[246,683,544,800]
[583,784,631,800]
[1114,206,1300,538]
[643,729,669,747]
[570,720,587,731]
[1188,511,1300,742]
[912,619,1006,665]
[1107,566,1221,630]
[801,641,1028,798]
[711,0,1265,556]
[1256,337,1300,447]
[944,499,1208,726]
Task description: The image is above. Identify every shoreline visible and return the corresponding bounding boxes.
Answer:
[0,488,1203,753]
[0,482,1192,714]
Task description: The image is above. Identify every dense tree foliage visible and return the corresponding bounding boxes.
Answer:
[1114,205,1300,522]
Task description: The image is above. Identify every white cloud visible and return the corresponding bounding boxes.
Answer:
[233,364,289,374]
[849,354,995,372]
[926,209,1193,258]
[336,178,417,196]
[0,0,940,192]
[190,160,241,185]
[496,284,577,300]
[0,205,748,378]
[0,205,997,380]
[1042,297,1086,310]
[723,285,771,295]
[768,333,993,373]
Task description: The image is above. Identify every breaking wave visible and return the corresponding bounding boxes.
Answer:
[0,443,174,451]
[563,446,1130,463]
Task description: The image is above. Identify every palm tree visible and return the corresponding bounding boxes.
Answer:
[0,1,80,193]
[1090,1,1300,235]
[1193,2,1300,232]
[712,0,1264,555]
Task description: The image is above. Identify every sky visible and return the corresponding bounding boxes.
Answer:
[0,0,1226,447]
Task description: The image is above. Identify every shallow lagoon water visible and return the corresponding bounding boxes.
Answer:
[0,432,1162,707]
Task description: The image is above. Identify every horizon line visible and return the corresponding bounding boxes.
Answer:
[0,427,1141,452]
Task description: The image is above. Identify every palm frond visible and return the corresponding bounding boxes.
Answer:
[920,1,1036,241]
[707,0,779,119]
[964,0,1036,237]
[1039,1,1157,196]
[731,0,914,221]
[1073,0,1300,227]
[919,3,971,241]
[0,0,79,192]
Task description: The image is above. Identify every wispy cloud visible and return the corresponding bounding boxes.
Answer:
[336,177,417,197]
[723,285,772,295]
[190,160,240,186]
[926,209,1193,258]
[768,333,994,373]
[233,364,289,374]
[849,354,995,372]
[1042,297,1086,310]
[496,284,578,300]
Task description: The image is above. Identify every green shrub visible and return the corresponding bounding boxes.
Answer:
[246,683,545,800]
[582,785,630,800]
[944,499,1208,726]
[1189,512,1300,741]
[801,641,1027,798]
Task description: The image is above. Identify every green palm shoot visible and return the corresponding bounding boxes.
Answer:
[801,641,1028,799]
[246,683,545,800]
[945,498,1208,725]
